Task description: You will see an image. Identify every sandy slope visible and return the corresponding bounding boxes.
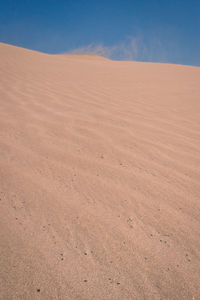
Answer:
[0,42,200,300]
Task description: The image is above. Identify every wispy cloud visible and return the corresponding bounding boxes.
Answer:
[68,36,168,62]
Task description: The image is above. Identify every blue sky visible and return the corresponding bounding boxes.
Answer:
[0,0,200,66]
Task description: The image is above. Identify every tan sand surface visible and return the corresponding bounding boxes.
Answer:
[0,42,200,300]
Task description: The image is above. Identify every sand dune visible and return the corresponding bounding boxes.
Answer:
[0,42,200,300]
[59,53,110,61]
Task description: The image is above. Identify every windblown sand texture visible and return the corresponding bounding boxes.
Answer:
[0,42,200,300]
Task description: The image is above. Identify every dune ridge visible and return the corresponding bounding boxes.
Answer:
[0,42,200,300]
[58,53,110,61]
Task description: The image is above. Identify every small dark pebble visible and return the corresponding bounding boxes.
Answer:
[110,261,113,263]
[37,289,40,293]
[61,258,64,261]
[160,240,162,242]
[117,282,120,285]
[84,252,87,255]
[150,234,153,237]
[108,278,111,280]
[84,280,87,282]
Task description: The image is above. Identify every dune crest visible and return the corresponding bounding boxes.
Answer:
[0,42,200,300]
[58,53,110,61]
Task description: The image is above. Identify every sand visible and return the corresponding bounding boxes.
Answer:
[0,42,200,300]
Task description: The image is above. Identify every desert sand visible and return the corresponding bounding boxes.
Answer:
[0,42,200,300]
